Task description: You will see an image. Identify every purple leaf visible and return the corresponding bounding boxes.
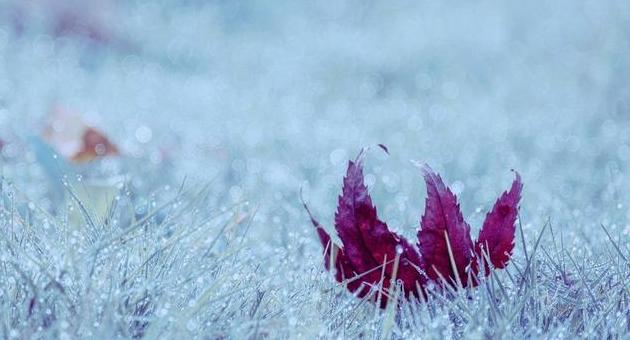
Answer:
[335,156,424,301]
[304,153,425,307]
[417,166,474,287]
[474,172,523,274]
[307,150,524,306]
[302,189,376,299]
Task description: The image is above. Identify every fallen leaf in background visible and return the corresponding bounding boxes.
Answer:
[305,150,522,307]
[42,104,120,163]
[2,0,136,52]
[6,0,110,40]
[50,1,112,44]
[72,128,119,163]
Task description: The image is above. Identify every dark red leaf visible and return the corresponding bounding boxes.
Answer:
[474,172,523,274]
[417,166,474,287]
[307,151,524,306]
[302,193,375,299]
[335,156,423,300]
[304,153,425,307]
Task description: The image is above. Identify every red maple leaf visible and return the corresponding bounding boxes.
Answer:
[417,166,474,287]
[305,150,522,307]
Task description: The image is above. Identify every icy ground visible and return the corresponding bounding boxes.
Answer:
[0,1,628,338]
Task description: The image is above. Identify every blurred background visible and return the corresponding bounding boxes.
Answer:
[0,0,629,248]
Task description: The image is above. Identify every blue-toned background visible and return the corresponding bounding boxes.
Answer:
[1,0,629,245]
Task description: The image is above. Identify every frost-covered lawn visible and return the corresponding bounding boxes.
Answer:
[0,1,628,338]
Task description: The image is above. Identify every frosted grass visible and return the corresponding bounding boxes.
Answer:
[0,174,626,338]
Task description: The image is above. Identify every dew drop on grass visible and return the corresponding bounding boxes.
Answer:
[186,320,197,331]
[135,126,153,144]
[451,180,464,195]
[329,149,347,166]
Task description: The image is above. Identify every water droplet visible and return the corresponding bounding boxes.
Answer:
[135,126,153,144]
[329,148,347,166]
